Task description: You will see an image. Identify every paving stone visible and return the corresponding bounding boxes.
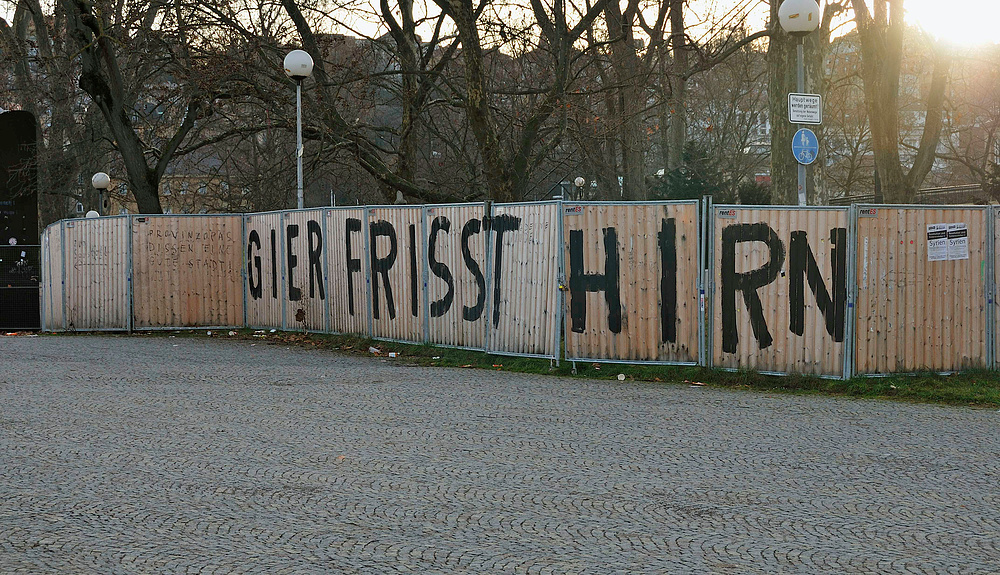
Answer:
[1,335,998,573]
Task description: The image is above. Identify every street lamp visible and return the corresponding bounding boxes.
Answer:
[778,0,820,206]
[91,171,111,216]
[284,49,314,210]
[573,176,586,200]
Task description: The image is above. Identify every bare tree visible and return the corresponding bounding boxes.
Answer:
[848,0,950,203]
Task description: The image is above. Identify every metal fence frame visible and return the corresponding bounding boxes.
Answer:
[422,201,492,354]
[560,199,702,367]
[707,204,853,379]
[852,204,992,377]
[486,200,562,360]
[34,200,999,378]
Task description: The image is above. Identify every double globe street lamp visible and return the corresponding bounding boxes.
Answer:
[284,49,315,210]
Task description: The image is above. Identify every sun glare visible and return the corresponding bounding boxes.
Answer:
[905,0,1000,46]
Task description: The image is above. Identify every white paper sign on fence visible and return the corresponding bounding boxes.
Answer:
[927,223,948,261]
[948,223,969,260]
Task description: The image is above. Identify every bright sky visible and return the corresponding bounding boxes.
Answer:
[2,0,998,47]
[905,0,1000,46]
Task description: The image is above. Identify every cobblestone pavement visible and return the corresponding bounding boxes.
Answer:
[1,335,999,574]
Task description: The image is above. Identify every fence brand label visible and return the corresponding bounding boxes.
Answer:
[858,208,878,217]
[927,223,948,261]
[564,205,583,215]
[717,209,737,219]
[947,223,969,261]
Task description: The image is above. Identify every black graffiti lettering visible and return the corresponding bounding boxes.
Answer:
[286,224,301,301]
[307,220,325,300]
[721,223,785,353]
[461,219,486,322]
[346,218,362,315]
[491,214,521,328]
[248,230,262,299]
[409,223,418,317]
[658,218,677,343]
[270,228,278,299]
[568,228,621,334]
[789,228,847,341]
[428,216,454,318]
[370,220,398,320]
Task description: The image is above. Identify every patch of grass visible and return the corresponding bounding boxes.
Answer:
[44,329,1000,408]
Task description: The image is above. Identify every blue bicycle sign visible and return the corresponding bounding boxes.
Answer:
[792,128,819,165]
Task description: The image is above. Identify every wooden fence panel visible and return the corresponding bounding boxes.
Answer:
[131,215,243,328]
[368,206,425,342]
[62,217,130,330]
[563,202,700,363]
[325,208,369,336]
[245,212,284,330]
[855,206,987,374]
[712,207,849,376]
[425,204,488,350]
[487,202,560,358]
[280,210,328,332]
[40,224,64,331]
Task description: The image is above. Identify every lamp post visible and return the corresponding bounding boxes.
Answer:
[573,176,586,201]
[778,0,820,206]
[91,171,111,216]
[284,49,314,209]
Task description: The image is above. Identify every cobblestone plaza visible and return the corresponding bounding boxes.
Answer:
[1,335,998,573]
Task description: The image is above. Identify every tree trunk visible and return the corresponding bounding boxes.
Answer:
[767,3,798,204]
[851,0,951,203]
[446,0,513,201]
[666,0,687,173]
[605,0,647,200]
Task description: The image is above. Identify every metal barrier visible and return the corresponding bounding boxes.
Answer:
[0,244,40,330]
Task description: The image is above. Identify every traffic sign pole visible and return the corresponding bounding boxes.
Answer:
[796,39,807,206]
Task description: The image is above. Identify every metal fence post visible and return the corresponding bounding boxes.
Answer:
[986,207,995,369]
[421,205,431,344]
[363,206,374,338]
[483,200,495,354]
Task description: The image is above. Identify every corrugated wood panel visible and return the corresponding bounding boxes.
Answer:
[132,215,243,328]
[996,207,1000,370]
[325,208,369,335]
[245,212,284,329]
[563,202,699,363]
[855,207,986,374]
[426,204,488,349]
[368,207,425,342]
[487,202,560,358]
[63,218,129,330]
[40,225,64,330]
[281,210,328,332]
[712,207,849,376]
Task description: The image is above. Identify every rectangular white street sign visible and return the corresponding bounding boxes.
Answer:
[788,93,822,124]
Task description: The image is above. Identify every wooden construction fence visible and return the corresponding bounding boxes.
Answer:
[38,201,999,376]
[563,202,701,364]
[709,206,850,377]
[853,206,988,375]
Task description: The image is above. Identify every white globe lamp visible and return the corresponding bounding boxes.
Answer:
[91,172,111,190]
[778,0,821,36]
[283,50,314,81]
